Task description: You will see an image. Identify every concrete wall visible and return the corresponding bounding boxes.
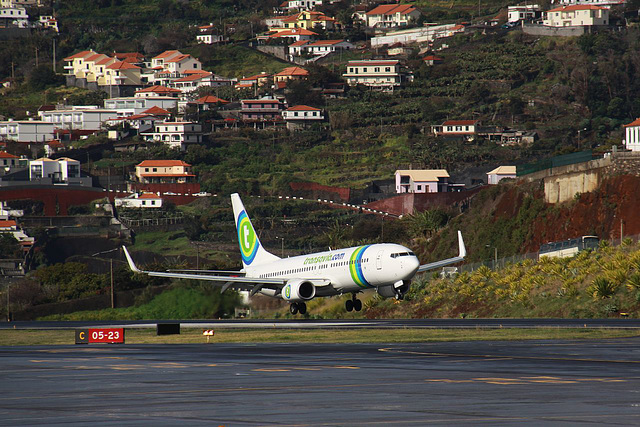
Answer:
[541,153,640,204]
[522,23,587,37]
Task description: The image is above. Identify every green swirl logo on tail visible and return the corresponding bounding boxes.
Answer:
[237,210,258,265]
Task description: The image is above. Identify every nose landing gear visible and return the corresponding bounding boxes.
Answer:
[289,302,307,315]
[345,293,363,312]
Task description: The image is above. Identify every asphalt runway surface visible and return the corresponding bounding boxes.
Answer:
[3,338,640,425]
[4,318,640,330]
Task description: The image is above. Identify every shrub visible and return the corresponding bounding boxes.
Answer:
[587,277,617,299]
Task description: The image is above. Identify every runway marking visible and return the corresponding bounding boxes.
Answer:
[253,368,290,372]
[425,375,627,386]
[378,347,640,365]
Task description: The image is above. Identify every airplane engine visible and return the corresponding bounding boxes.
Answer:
[377,280,411,299]
[281,280,316,302]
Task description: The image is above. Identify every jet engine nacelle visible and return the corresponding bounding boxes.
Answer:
[376,280,411,298]
[281,279,316,302]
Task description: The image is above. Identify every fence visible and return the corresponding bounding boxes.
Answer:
[119,216,184,229]
[516,150,594,177]
[458,232,640,274]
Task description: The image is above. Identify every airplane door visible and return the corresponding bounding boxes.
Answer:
[376,250,383,270]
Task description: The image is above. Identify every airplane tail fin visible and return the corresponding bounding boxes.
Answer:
[231,193,280,268]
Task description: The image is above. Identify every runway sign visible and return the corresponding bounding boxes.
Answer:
[75,328,125,344]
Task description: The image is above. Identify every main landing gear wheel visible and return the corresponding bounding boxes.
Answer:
[345,299,354,312]
[395,293,404,301]
[345,294,362,312]
[290,302,307,315]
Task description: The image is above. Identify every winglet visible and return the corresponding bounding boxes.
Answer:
[122,246,143,273]
[457,231,466,259]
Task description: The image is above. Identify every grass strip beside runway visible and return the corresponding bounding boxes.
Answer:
[0,328,638,346]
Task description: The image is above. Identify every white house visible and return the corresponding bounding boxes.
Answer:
[343,60,403,91]
[623,118,640,151]
[104,97,178,117]
[0,120,55,142]
[508,5,541,22]
[432,120,479,136]
[0,7,28,28]
[115,192,163,208]
[487,166,517,184]
[39,108,118,131]
[196,24,228,44]
[543,5,609,26]
[365,4,422,28]
[395,169,450,193]
[170,71,233,93]
[140,121,203,151]
[551,0,625,7]
[29,157,81,183]
[151,50,202,73]
[304,39,355,56]
[282,105,324,130]
[280,0,323,11]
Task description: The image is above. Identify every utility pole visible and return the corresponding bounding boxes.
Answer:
[35,47,39,67]
[52,38,56,72]
[110,258,114,309]
[6,283,10,322]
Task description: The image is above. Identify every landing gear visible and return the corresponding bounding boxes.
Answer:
[345,294,362,312]
[289,302,307,315]
[395,292,404,301]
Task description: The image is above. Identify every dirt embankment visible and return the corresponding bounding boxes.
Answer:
[524,175,640,252]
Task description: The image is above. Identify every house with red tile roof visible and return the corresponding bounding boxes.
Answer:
[274,66,309,85]
[241,96,287,126]
[422,55,443,65]
[543,5,609,27]
[170,71,234,93]
[282,105,324,130]
[260,27,318,43]
[281,10,338,30]
[303,39,355,56]
[365,4,422,28]
[235,72,272,89]
[197,24,229,44]
[623,118,640,151]
[135,85,181,98]
[431,120,480,138]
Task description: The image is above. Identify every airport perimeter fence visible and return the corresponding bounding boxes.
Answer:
[458,232,640,274]
[516,150,594,177]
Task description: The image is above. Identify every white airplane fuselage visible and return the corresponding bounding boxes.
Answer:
[247,243,420,296]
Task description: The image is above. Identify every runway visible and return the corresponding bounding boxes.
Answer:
[3,318,640,330]
[2,338,640,425]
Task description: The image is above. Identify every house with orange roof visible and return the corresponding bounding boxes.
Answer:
[543,4,609,26]
[365,4,422,28]
[282,105,324,130]
[261,27,318,43]
[273,66,309,85]
[194,95,230,112]
[235,72,272,89]
[170,71,234,93]
[135,160,195,184]
[281,10,338,30]
[135,85,181,98]
[63,49,142,95]
[343,60,405,92]
[422,55,443,66]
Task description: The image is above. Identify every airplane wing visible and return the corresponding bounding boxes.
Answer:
[123,246,331,295]
[417,230,466,273]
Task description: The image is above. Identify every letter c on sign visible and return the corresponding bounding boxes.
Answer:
[79,331,85,340]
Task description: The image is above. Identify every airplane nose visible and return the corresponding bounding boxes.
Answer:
[408,256,419,274]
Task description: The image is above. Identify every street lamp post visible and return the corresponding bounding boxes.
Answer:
[92,248,120,309]
[275,236,284,257]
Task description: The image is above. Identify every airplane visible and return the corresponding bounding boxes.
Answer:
[123,193,466,315]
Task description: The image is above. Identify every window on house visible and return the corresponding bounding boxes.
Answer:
[153,168,157,172]
[416,185,422,191]
[385,67,391,72]
[375,67,380,72]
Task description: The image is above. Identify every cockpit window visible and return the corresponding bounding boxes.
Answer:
[390,252,414,258]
